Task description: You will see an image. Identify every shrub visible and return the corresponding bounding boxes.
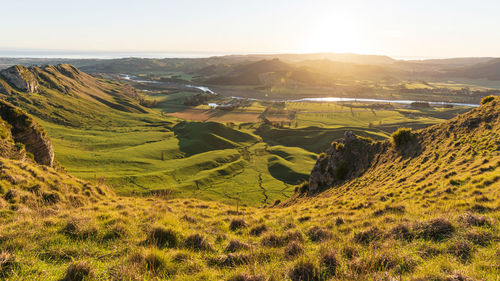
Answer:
[480,95,495,105]
[306,226,333,242]
[249,224,268,236]
[184,234,212,251]
[62,261,94,281]
[229,218,247,231]
[284,241,304,258]
[416,218,454,241]
[289,260,320,281]
[391,128,414,147]
[147,227,178,248]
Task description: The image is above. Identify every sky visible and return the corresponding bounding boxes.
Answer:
[1,0,499,58]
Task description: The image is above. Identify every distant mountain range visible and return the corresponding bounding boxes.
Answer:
[2,53,500,83]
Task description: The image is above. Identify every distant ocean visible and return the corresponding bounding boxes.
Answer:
[0,50,236,59]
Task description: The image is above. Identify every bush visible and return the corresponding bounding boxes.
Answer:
[391,128,414,147]
[62,261,94,281]
[184,234,212,251]
[289,260,320,281]
[147,227,178,248]
[481,95,495,105]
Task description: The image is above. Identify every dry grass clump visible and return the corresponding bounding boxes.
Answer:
[62,261,94,281]
[0,251,17,277]
[146,226,178,248]
[228,273,266,281]
[225,239,250,253]
[184,233,212,251]
[448,240,474,262]
[230,218,247,231]
[61,218,98,240]
[284,241,304,258]
[129,249,175,276]
[320,250,338,276]
[465,229,494,246]
[458,213,491,227]
[415,218,454,241]
[249,224,268,236]
[306,226,333,242]
[353,227,382,244]
[288,260,320,281]
[390,223,414,241]
[209,253,251,267]
[103,222,128,240]
[261,230,304,248]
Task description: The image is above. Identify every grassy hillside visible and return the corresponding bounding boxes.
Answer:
[0,97,497,280]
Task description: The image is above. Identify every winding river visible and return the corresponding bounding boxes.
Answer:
[118,74,479,107]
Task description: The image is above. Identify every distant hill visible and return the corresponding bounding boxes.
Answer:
[445,58,500,80]
[0,64,149,126]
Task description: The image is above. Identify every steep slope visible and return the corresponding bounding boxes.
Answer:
[307,96,499,193]
[0,102,108,209]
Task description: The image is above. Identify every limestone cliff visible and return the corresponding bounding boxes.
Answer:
[0,100,54,166]
[0,65,39,93]
[308,131,386,192]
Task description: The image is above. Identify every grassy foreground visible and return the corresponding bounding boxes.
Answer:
[0,97,498,280]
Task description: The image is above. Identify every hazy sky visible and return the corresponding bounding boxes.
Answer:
[1,0,499,58]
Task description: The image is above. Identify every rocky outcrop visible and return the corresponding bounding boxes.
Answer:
[0,65,39,93]
[308,131,384,192]
[0,100,54,166]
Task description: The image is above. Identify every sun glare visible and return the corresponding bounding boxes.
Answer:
[302,6,367,54]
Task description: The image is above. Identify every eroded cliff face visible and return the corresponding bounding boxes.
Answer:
[308,131,385,192]
[0,100,54,166]
[0,65,39,93]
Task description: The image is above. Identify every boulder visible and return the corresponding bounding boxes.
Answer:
[308,131,381,192]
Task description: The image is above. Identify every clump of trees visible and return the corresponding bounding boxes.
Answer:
[184,94,210,106]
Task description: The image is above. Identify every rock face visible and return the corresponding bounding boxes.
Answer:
[0,65,39,93]
[308,131,383,192]
[0,100,54,166]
